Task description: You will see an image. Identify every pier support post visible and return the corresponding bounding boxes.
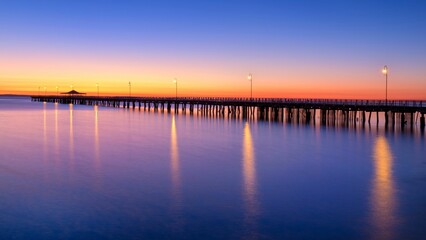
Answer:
[385,111,389,127]
[345,110,349,125]
[320,109,326,125]
[313,109,316,124]
[368,112,372,124]
[421,113,425,129]
[354,111,358,125]
[362,111,366,126]
[306,109,311,124]
[296,108,300,123]
[286,108,292,122]
[376,112,379,125]
[392,112,395,127]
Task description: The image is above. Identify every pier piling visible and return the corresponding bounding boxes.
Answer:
[30,95,426,129]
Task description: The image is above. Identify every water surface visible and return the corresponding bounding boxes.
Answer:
[0,97,425,239]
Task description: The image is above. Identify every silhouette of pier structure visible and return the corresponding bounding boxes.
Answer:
[31,95,426,129]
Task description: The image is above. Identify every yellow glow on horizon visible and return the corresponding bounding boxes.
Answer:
[0,55,425,99]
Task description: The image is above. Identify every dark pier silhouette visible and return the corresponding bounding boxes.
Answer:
[31,95,426,129]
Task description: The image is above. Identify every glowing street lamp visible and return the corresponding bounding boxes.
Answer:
[248,73,253,100]
[128,81,131,97]
[173,78,178,99]
[382,65,388,104]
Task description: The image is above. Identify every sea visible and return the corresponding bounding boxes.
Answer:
[0,96,425,239]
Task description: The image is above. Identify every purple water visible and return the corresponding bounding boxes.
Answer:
[0,97,425,239]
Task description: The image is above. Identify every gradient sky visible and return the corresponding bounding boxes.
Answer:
[1,0,425,99]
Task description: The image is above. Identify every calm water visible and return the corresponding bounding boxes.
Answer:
[0,97,425,240]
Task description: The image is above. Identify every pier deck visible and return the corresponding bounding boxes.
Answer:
[31,96,426,129]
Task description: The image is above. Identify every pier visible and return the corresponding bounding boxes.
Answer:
[31,95,426,129]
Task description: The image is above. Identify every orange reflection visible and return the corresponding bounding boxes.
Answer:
[54,103,59,164]
[43,102,47,137]
[54,103,58,134]
[94,105,101,187]
[69,104,74,169]
[170,115,182,230]
[242,122,259,236]
[171,116,181,199]
[94,105,99,161]
[43,102,47,164]
[371,136,397,240]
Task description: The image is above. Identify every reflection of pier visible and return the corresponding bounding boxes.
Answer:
[31,96,426,129]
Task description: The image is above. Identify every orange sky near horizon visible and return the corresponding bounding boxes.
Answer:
[1,54,425,100]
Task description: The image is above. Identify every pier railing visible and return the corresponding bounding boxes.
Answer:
[32,95,424,108]
[157,97,424,107]
[30,95,426,128]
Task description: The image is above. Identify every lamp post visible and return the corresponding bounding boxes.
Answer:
[173,78,178,100]
[128,81,131,97]
[96,83,99,97]
[38,86,40,95]
[382,65,388,105]
[56,86,59,95]
[248,73,253,100]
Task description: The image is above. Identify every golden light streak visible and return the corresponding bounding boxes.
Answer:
[170,115,183,230]
[69,103,74,170]
[54,102,59,164]
[43,102,47,164]
[370,136,397,240]
[242,122,259,237]
[171,115,181,199]
[93,105,101,189]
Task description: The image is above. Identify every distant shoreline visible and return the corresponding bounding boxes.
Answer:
[0,94,30,98]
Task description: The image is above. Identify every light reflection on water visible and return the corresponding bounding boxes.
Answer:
[54,103,59,164]
[94,105,101,188]
[371,136,397,240]
[170,114,183,230]
[171,115,181,197]
[242,122,260,237]
[69,103,74,170]
[0,97,425,239]
[43,102,47,164]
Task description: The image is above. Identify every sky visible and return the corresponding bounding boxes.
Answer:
[1,0,425,99]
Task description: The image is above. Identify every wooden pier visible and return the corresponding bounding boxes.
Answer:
[31,95,426,129]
